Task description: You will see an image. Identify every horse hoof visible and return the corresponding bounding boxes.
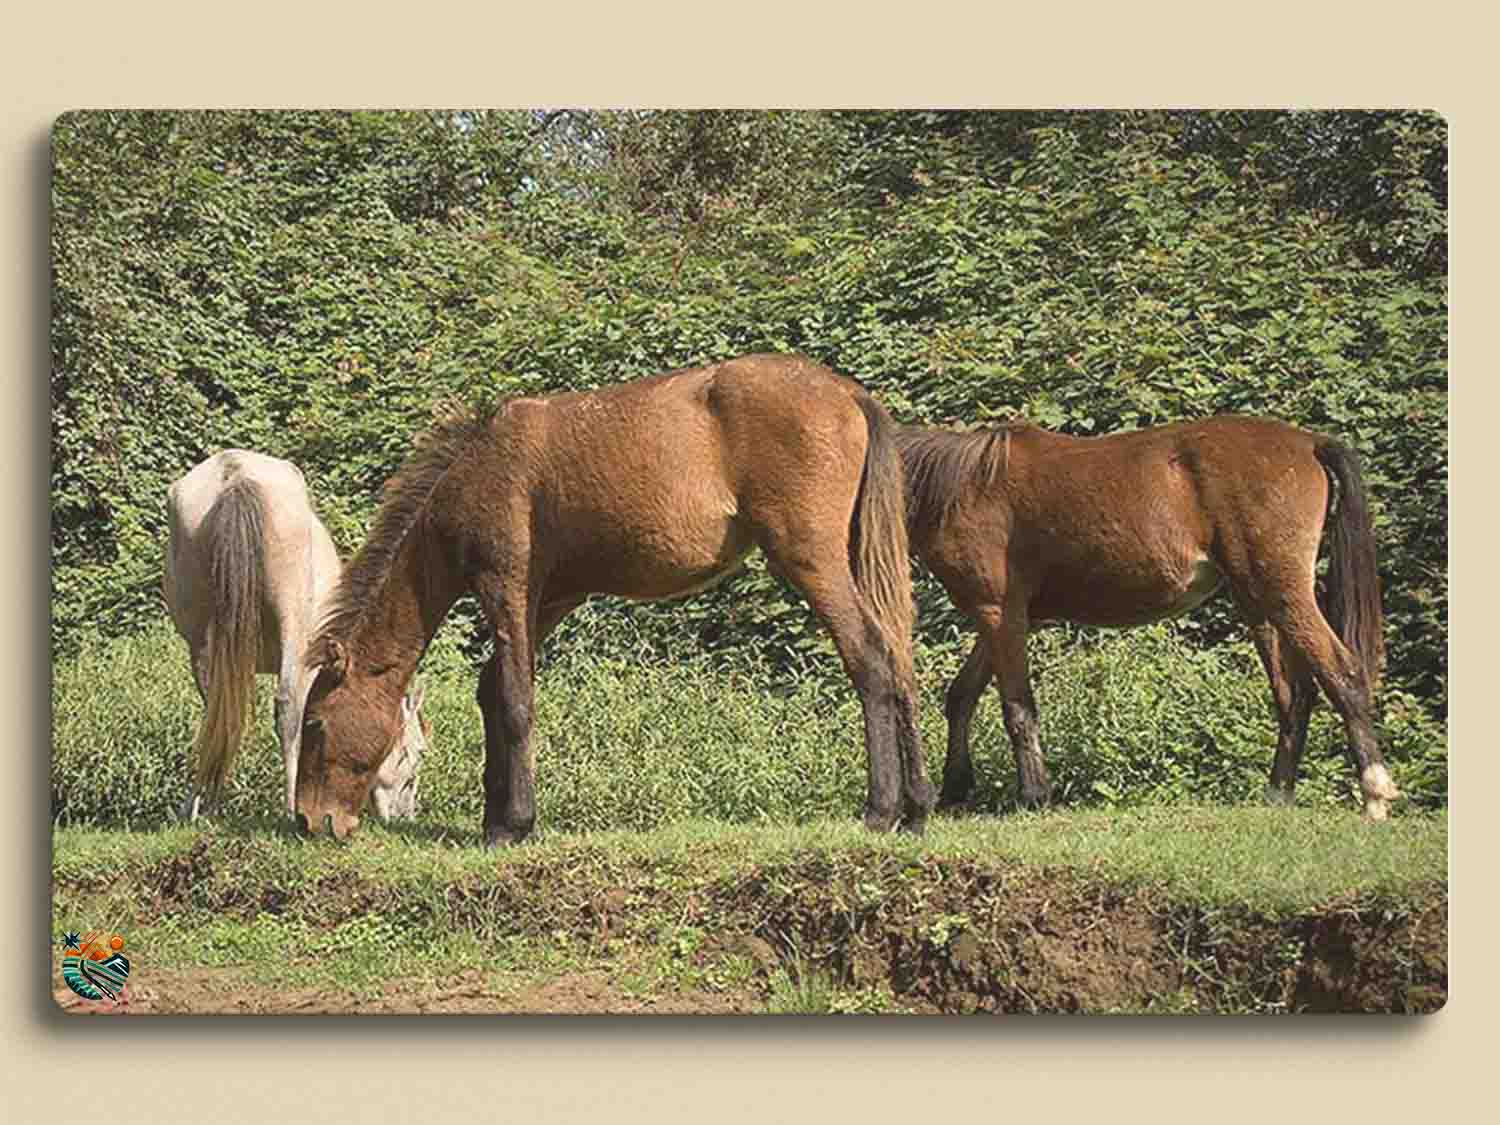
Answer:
[1363,798,1391,822]
[862,809,901,833]
[484,826,529,849]
[1263,785,1296,807]
[1361,764,1401,803]
[173,794,205,824]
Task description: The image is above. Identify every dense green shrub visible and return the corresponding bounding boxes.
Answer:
[51,110,1447,781]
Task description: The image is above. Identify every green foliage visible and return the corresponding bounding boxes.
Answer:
[51,623,201,826]
[764,956,848,1015]
[51,110,1447,732]
[50,110,537,640]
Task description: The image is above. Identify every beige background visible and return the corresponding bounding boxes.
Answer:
[4,4,1479,1121]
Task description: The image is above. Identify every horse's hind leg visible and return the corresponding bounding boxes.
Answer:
[1250,622,1316,806]
[938,641,992,809]
[176,639,212,823]
[1260,589,1397,819]
[765,547,930,833]
[273,654,308,816]
[973,602,1051,809]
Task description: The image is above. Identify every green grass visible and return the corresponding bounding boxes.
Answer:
[55,806,1446,919]
[51,615,1448,1011]
[52,618,1449,832]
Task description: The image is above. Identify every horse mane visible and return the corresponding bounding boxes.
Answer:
[307,403,497,665]
[895,423,1017,535]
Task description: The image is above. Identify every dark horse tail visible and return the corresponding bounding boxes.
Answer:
[195,478,265,794]
[1315,440,1385,692]
[850,394,917,684]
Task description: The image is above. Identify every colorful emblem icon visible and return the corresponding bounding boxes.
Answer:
[60,931,130,1004]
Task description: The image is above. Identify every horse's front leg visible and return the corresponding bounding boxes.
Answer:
[974,603,1051,810]
[274,655,308,817]
[476,593,577,849]
[477,629,536,848]
[938,640,993,809]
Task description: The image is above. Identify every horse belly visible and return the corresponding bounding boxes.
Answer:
[1032,557,1223,628]
[572,498,755,602]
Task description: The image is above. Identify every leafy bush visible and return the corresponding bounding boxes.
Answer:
[50,110,1447,767]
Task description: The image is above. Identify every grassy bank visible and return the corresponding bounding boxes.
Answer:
[52,619,1449,1013]
[52,808,1448,1015]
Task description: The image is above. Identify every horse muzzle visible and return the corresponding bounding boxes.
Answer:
[295,808,359,841]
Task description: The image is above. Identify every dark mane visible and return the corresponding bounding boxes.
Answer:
[306,404,497,664]
[895,423,1014,535]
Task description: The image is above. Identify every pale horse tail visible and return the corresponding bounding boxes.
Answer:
[193,478,266,795]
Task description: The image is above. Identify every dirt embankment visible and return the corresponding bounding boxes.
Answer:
[687,856,1445,1014]
[57,838,1447,1015]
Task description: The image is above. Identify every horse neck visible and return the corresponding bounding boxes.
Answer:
[350,523,463,689]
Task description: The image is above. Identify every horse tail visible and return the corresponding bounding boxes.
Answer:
[194,477,266,794]
[850,393,917,684]
[1315,439,1385,692]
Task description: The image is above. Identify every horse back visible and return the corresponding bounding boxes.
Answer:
[919,415,1333,625]
[1005,414,1327,535]
[165,450,339,658]
[514,353,867,484]
[444,354,874,601]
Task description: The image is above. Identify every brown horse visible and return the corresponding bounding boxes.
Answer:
[897,415,1400,819]
[295,354,933,845]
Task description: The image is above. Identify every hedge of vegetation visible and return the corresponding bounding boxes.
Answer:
[51,110,1447,809]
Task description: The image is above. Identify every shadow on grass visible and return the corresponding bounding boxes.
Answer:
[236,815,484,848]
[63,810,491,849]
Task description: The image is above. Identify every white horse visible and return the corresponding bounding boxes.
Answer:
[164,450,428,821]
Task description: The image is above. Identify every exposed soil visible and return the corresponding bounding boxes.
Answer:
[55,967,761,1015]
[55,837,1448,1015]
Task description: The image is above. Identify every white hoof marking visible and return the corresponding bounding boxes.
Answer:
[1361,763,1401,802]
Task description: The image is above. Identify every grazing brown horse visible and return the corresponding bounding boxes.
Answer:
[295,354,933,845]
[164,450,429,821]
[897,415,1400,820]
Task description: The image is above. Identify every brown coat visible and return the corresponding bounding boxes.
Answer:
[297,355,934,844]
[897,415,1396,818]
